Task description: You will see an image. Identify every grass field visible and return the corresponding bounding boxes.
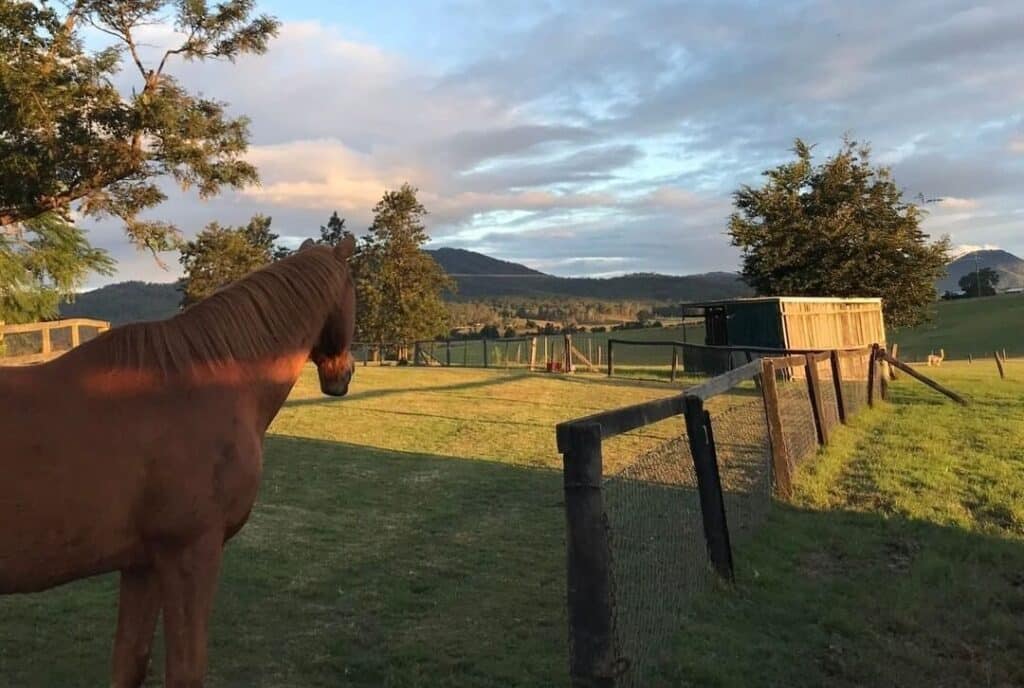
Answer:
[1,362,1021,686]
[891,292,1024,361]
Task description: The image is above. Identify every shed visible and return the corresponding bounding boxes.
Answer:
[682,297,886,373]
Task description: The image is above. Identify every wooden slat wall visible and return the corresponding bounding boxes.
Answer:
[779,300,885,352]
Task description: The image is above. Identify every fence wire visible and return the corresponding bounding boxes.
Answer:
[598,383,772,687]
[839,349,872,416]
[709,397,773,545]
[815,357,841,436]
[602,434,708,687]
[772,365,819,471]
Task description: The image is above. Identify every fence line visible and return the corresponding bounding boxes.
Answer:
[556,345,884,687]
[0,318,110,366]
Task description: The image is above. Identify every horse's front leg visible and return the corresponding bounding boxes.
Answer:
[111,567,161,688]
[153,530,225,688]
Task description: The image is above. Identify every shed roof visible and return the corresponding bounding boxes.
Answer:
[684,296,883,309]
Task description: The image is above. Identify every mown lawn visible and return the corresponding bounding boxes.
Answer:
[669,361,1024,687]
[1,362,1020,687]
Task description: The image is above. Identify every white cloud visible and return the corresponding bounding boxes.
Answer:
[79,3,1024,285]
[938,197,980,210]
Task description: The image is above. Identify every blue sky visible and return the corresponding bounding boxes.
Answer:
[88,0,1024,286]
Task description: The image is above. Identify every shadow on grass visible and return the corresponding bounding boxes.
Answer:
[283,370,532,408]
[666,502,1024,688]
[0,435,568,688]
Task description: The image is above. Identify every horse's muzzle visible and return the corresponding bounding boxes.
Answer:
[317,358,353,397]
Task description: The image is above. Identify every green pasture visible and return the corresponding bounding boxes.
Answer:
[1,362,1021,686]
[891,292,1024,361]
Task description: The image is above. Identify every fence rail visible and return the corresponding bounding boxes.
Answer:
[556,344,887,687]
[0,318,110,366]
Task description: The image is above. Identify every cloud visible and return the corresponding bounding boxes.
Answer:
[939,197,980,210]
[79,1,1024,287]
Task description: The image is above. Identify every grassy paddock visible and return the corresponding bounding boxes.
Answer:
[1,363,1020,687]
[0,367,683,687]
[668,361,1024,687]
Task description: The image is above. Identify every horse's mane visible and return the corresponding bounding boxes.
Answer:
[77,247,348,375]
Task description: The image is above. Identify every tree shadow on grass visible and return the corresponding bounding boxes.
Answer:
[284,372,533,409]
[666,503,1024,688]
[0,435,568,688]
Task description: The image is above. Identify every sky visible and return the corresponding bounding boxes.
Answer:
[86,0,1024,287]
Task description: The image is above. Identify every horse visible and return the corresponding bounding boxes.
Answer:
[0,236,356,687]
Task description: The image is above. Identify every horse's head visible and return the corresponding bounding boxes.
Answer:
[303,236,357,397]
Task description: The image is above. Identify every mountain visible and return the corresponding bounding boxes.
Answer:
[425,247,544,276]
[59,249,751,324]
[938,249,1024,293]
[61,281,181,324]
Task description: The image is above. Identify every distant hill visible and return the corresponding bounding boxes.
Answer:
[61,281,181,325]
[425,248,544,276]
[938,249,1024,293]
[59,249,752,324]
[444,270,750,301]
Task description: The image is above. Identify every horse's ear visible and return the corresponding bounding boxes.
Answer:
[299,238,316,252]
[335,234,356,261]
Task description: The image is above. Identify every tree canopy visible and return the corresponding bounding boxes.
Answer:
[355,185,453,343]
[0,212,114,323]
[0,0,278,321]
[178,214,283,306]
[728,138,949,327]
[958,267,1000,297]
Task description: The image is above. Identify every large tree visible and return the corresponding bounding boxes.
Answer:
[0,0,278,319]
[178,214,282,306]
[958,267,999,298]
[0,212,114,323]
[356,184,453,344]
[728,138,949,327]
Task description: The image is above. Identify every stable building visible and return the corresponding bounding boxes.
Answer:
[682,296,886,374]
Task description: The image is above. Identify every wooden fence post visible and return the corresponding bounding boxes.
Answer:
[867,344,879,407]
[995,350,1005,379]
[483,339,489,368]
[830,350,847,424]
[530,337,538,371]
[414,341,421,366]
[889,343,899,380]
[683,395,734,581]
[671,346,679,382]
[761,359,793,498]
[565,334,573,372]
[561,422,617,686]
[607,340,614,377]
[804,354,829,445]
[41,326,52,356]
[71,324,81,348]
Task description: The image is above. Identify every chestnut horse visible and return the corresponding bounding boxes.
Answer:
[0,237,356,687]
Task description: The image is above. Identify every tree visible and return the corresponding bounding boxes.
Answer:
[178,215,283,306]
[728,138,950,327]
[958,267,999,297]
[355,184,453,343]
[0,212,114,323]
[0,0,279,314]
[318,211,353,247]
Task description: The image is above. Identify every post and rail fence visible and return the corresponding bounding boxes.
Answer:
[0,319,110,366]
[556,343,965,686]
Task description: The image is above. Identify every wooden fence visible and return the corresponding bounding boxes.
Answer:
[557,343,969,686]
[0,319,110,366]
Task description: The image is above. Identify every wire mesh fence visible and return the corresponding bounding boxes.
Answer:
[815,355,841,436]
[838,348,872,416]
[601,434,709,686]
[558,345,884,686]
